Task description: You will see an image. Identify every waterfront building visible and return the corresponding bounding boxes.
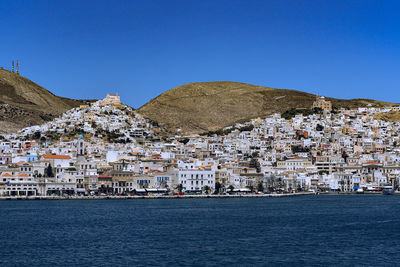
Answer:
[178,169,215,193]
[1,173,38,196]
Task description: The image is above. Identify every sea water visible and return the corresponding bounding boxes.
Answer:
[1,195,400,266]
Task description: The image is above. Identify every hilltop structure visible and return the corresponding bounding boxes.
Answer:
[100,94,121,106]
[312,96,332,111]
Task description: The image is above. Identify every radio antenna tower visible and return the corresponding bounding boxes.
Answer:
[12,60,14,72]
[16,60,19,74]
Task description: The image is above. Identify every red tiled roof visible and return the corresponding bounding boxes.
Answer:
[364,161,380,165]
[42,155,71,160]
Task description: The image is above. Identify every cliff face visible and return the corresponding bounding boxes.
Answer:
[0,68,84,133]
[138,81,394,135]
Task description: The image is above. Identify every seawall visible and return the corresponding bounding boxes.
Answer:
[0,192,315,200]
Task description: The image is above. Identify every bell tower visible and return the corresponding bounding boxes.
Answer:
[76,135,85,156]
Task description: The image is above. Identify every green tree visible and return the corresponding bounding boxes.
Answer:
[178,138,190,144]
[342,151,349,163]
[239,125,254,132]
[45,163,54,177]
[316,124,324,131]
[257,182,264,192]
[249,158,261,173]
[203,185,211,194]
[176,183,183,193]
[214,182,222,194]
[33,131,41,140]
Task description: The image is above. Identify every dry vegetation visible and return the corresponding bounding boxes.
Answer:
[373,111,400,122]
[138,81,395,134]
[0,68,86,133]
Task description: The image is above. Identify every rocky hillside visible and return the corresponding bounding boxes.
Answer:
[138,81,395,134]
[373,111,400,122]
[0,68,86,133]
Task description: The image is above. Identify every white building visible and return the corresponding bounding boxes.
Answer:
[178,169,215,192]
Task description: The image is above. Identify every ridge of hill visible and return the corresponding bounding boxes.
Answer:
[0,68,87,133]
[138,81,395,134]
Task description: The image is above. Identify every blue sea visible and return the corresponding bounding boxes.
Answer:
[1,195,400,266]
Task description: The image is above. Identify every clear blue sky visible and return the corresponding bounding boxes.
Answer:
[1,0,399,107]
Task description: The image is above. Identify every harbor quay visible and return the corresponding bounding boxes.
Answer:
[1,191,398,201]
[0,192,315,200]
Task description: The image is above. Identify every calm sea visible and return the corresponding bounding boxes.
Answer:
[1,195,400,266]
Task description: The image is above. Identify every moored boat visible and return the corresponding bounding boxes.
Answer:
[382,184,393,195]
[356,188,364,194]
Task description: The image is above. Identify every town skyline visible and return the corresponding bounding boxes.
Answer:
[1,93,399,197]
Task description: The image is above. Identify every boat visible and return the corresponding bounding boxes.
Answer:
[356,188,364,194]
[382,184,393,195]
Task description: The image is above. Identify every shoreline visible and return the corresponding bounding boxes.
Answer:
[0,192,315,200]
[0,191,396,200]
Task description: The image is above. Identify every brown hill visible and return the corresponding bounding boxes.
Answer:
[373,111,400,122]
[138,81,395,134]
[0,68,86,133]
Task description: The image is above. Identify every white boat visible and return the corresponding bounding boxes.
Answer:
[382,184,393,195]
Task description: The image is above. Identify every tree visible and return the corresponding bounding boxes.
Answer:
[239,125,254,132]
[176,183,183,193]
[257,182,264,192]
[249,158,261,173]
[342,151,349,163]
[33,131,41,140]
[316,124,324,131]
[228,185,235,192]
[45,163,54,177]
[214,182,222,194]
[297,184,303,192]
[178,138,190,145]
[203,185,210,194]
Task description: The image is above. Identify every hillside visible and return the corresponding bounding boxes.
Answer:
[138,81,395,134]
[0,68,86,133]
[17,99,160,144]
[373,111,400,122]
